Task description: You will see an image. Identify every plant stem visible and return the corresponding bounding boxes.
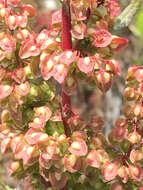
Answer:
[62,0,72,50]
[86,8,91,20]
[61,0,72,137]
[4,0,7,8]
[62,90,71,108]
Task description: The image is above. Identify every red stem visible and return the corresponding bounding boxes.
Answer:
[62,0,72,50]
[61,0,72,137]
[4,0,7,8]
[127,144,133,158]
[86,8,91,20]
[62,90,71,108]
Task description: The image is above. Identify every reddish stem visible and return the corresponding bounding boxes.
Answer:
[61,0,72,137]
[127,144,133,158]
[4,0,7,8]
[62,90,71,108]
[62,0,72,50]
[86,8,91,20]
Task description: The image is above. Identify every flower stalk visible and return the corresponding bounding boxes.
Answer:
[61,0,72,137]
[4,0,7,8]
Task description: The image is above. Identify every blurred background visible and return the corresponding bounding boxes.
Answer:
[0,0,143,189]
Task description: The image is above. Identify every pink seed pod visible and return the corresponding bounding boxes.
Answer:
[118,165,128,183]
[25,128,49,145]
[128,164,143,182]
[0,84,13,99]
[128,130,141,144]
[19,39,40,59]
[86,149,100,168]
[64,154,81,173]
[69,137,88,156]
[102,161,119,181]
[93,29,112,48]
[77,56,95,74]
[49,170,67,189]
[110,36,128,51]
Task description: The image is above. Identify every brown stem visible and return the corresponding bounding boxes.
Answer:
[61,0,72,137]
[127,144,133,158]
[40,175,49,188]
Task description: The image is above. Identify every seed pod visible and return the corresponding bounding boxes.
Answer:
[124,87,137,101]
[102,161,119,181]
[49,170,67,189]
[118,165,128,183]
[86,149,100,168]
[128,164,143,182]
[93,29,112,47]
[0,84,13,99]
[64,154,81,173]
[128,130,141,144]
[69,137,88,156]
[95,70,113,92]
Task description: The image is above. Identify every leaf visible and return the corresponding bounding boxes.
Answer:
[114,0,142,30]
[136,7,143,37]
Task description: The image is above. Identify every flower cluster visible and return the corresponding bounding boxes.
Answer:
[0,0,142,190]
[107,65,143,189]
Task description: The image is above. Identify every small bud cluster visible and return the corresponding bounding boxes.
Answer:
[0,0,141,190]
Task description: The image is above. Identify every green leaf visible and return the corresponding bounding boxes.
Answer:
[114,0,142,30]
[136,8,143,36]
